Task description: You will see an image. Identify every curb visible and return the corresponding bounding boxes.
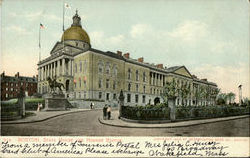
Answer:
[1,108,102,125]
[98,115,250,128]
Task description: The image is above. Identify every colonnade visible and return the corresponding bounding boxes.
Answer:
[38,58,73,81]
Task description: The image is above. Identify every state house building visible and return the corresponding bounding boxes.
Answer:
[37,11,218,107]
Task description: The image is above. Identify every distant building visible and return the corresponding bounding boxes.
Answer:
[38,11,218,106]
[0,72,37,101]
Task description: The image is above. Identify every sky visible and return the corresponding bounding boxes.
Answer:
[0,0,249,100]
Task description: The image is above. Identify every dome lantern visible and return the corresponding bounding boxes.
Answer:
[72,10,81,27]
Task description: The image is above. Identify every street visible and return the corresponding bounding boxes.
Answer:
[1,110,249,136]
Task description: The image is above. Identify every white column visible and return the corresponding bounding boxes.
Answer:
[62,58,65,75]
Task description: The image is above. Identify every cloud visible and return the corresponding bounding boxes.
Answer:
[192,63,249,100]
[130,24,153,38]
[5,26,31,35]
[108,34,125,45]
[168,20,208,42]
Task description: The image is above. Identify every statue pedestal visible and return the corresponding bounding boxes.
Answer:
[44,93,69,111]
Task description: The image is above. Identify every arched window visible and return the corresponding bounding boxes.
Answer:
[136,70,139,81]
[143,85,146,94]
[74,63,77,73]
[113,81,116,90]
[79,61,82,72]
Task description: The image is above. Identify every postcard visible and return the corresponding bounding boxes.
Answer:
[0,0,249,157]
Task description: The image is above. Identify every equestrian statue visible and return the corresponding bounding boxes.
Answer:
[47,76,65,93]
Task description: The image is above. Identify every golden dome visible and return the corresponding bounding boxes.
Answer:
[61,10,90,44]
[61,26,90,44]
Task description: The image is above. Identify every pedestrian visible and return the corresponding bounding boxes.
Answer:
[103,104,108,120]
[107,105,111,120]
[90,102,93,109]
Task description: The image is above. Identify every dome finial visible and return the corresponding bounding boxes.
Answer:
[72,9,81,27]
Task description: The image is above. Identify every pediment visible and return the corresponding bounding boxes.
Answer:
[174,66,192,78]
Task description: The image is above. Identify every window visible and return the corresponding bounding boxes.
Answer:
[76,42,78,47]
[11,83,13,86]
[136,84,139,92]
[16,83,18,86]
[98,61,104,74]
[6,88,8,91]
[10,88,13,91]
[127,94,131,103]
[6,83,8,86]
[143,85,146,94]
[80,61,82,72]
[136,70,139,81]
[83,77,87,87]
[75,63,77,73]
[99,92,102,99]
[98,78,102,88]
[143,72,146,82]
[106,79,109,89]
[150,88,152,94]
[128,83,131,91]
[128,68,132,79]
[78,92,81,98]
[106,62,110,74]
[84,91,87,99]
[113,81,116,90]
[21,82,23,86]
[84,60,88,73]
[6,94,8,98]
[113,66,118,76]
[142,95,146,103]
[106,93,110,101]
[157,89,159,95]
[135,94,139,103]
[154,89,156,94]
[113,93,116,100]
[79,78,81,87]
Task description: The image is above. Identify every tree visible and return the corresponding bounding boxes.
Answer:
[227,92,236,104]
[161,79,178,104]
[216,92,227,105]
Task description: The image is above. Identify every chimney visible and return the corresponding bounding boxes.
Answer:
[117,50,122,56]
[15,72,20,78]
[157,64,163,69]
[137,57,144,63]
[123,53,130,58]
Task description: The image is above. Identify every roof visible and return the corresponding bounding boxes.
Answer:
[1,75,37,83]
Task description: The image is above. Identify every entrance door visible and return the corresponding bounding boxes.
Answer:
[154,97,160,105]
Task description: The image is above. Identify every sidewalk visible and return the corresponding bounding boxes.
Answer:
[99,110,250,128]
[1,108,100,124]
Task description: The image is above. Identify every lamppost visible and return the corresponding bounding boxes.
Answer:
[238,85,242,106]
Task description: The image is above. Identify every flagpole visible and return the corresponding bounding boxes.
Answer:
[63,1,65,52]
[39,24,41,61]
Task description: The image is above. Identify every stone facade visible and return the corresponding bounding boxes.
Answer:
[37,11,218,107]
